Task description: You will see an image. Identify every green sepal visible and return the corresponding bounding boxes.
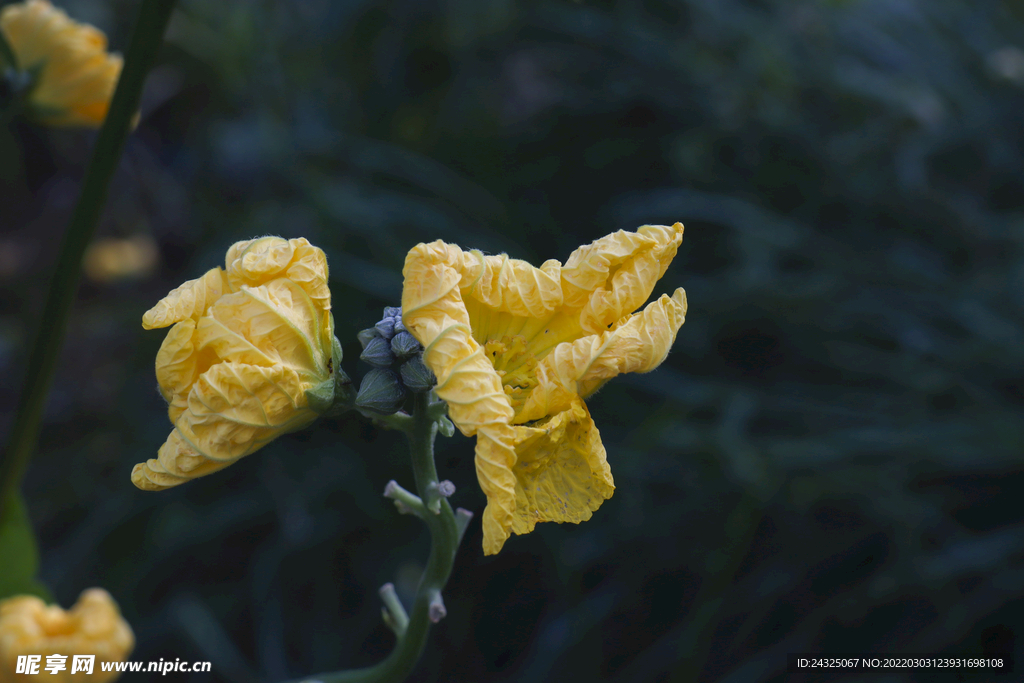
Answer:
[0,491,53,602]
[331,334,356,410]
[305,378,335,414]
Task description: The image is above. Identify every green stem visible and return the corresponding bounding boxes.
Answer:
[295,392,462,683]
[0,0,178,521]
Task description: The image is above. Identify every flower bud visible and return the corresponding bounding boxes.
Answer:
[355,368,406,415]
[360,335,395,368]
[357,328,380,349]
[390,331,421,359]
[375,317,396,339]
[0,589,133,682]
[400,356,436,393]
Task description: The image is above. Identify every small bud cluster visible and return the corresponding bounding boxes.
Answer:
[355,306,436,414]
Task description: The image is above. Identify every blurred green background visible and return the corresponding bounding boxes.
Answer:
[2,0,1023,680]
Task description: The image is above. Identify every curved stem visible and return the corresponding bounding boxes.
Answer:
[0,0,178,519]
[296,392,462,683]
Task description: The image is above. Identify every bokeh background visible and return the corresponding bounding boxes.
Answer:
[2,0,1023,680]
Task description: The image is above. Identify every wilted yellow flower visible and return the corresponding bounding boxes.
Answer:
[0,589,133,683]
[402,224,687,554]
[0,0,124,127]
[132,237,335,491]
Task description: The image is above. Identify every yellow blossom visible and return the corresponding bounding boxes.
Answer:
[0,0,124,127]
[0,589,133,683]
[402,224,687,554]
[132,237,335,491]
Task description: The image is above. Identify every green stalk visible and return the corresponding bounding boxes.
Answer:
[296,392,463,683]
[0,0,178,520]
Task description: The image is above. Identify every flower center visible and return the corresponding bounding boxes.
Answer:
[484,334,539,412]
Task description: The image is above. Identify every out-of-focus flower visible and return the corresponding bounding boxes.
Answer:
[82,236,158,284]
[402,224,687,554]
[0,589,133,683]
[0,0,124,127]
[132,237,335,491]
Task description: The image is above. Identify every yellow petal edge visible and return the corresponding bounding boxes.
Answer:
[132,237,333,491]
[402,223,687,554]
[0,589,133,683]
[0,1,126,128]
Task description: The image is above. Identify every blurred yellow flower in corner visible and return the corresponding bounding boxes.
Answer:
[0,589,134,683]
[132,237,334,491]
[0,0,124,127]
[402,224,687,554]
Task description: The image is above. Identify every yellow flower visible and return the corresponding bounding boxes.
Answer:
[0,0,124,127]
[132,237,334,491]
[0,589,134,683]
[402,224,688,554]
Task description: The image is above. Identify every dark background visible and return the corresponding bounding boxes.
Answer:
[1,0,1023,681]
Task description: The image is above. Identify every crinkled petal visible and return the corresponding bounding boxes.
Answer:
[203,280,327,378]
[518,289,686,422]
[132,429,234,492]
[226,237,295,289]
[459,251,563,318]
[475,425,519,556]
[142,267,231,330]
[562,223,684,333]
[225,237,331,306]
[131,459,187,491]
[177,362,316,463]
[509,398,614,532]
[152,319,218,425]
[478,398,614,555]
[402,241,515,435]
[285,238,332,311]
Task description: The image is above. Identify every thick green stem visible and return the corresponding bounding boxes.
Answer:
[0,0,178,520]
[297,393,462,683]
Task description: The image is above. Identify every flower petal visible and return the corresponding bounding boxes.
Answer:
[461,251,563,318]
[562,223,684,333]
[475,425,519,556]
[142,267,231,330]
[508,398,614,532]
[402,241,515,435]
[520,288,687,421]
[203,280,326,377]
[285,238,332,311]
[153,319,203,424]
[225,236,296,289]
[177,362,316,463]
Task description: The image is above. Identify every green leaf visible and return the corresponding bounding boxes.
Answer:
[0,492,52,602]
